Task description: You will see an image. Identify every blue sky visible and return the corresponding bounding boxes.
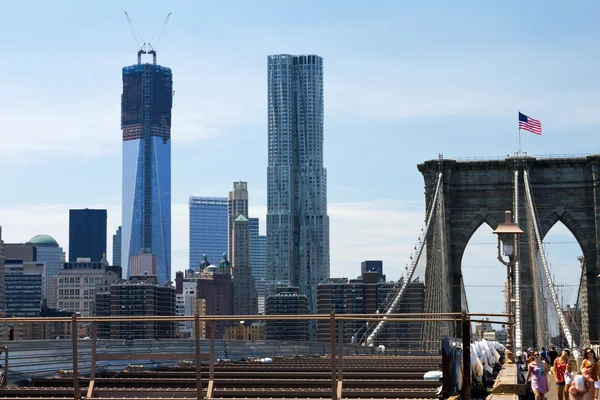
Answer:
[0,0,597,318]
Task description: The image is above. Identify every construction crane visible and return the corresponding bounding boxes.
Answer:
[154,12,172,49]
[124,11,142,51]
[124,11,171,64]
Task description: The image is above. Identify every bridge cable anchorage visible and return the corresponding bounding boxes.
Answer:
[513,168,523,353]
[523,169,578,355]
[363,171,443,347]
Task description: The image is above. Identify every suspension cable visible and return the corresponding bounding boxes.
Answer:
[513,168,523,353]
[364,171,443,346]
[523,170,577,351]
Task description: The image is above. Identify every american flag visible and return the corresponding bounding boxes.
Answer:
[518,112,542,135]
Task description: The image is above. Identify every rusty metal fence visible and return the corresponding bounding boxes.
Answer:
[0,312,511,400]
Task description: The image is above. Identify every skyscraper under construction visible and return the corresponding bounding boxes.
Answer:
[121,49,173,284]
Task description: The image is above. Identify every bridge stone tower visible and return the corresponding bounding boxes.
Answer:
[418,155,600,346]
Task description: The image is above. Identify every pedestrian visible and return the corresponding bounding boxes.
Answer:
[527,348,536,365]
[580,348,599,400]
[569,367,595,400]
[554,348,572,400]
[542,347,549,363]
[549,346,559,367]
[526,350,550,400]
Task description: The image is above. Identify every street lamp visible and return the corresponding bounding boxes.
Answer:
[492,210,524,364]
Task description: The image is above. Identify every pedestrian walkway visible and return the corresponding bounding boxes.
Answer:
[489,364,559,400]
[545,373,558,400]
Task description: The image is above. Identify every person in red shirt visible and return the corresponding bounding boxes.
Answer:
[554,348,572,400]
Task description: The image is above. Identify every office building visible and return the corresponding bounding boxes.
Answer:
[175,255,233,339]
[129,250,158,277]
[29,234,63,303]
[0,227,5,312]
[232,215,258,315]
[266,54,330,313]
[108,276,176,339]
[112,226,122,266]
[316,270,425,347]
[228,181,248,259]
[3,242,36,262]
[475,318,494,340]
[224,321,265,341]
[249,218,267,313]
[265,286,309,341]
[69,209,107,262]
[361,260,385,282]
[56,257,121,317]
[5,259,44,317]
[121,50,173,284]
[176,281,206,338]
[189,197,228,269]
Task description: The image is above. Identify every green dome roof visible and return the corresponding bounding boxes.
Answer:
[29,234,59,247]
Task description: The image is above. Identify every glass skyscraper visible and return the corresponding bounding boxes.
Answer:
[121,50,173,284]
[266,54,330,313]
[29,234,63,303]
[189,197,228,270]
[112,226,122,267]
[69,209,107,262]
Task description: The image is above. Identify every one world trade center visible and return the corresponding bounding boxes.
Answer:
[121,49,172,284]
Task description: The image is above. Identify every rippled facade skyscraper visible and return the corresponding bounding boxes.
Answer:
[121,50,172,284]
[266,54,330,313]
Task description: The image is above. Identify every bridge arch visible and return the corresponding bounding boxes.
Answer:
[419,155,600,345]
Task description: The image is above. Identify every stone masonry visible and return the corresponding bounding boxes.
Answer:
[418,155,600,346]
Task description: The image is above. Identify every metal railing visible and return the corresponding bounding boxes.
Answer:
[0,312,512,400]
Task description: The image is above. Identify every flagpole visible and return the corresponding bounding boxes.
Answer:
[517,110,521,157]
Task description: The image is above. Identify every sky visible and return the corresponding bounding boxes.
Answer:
[0,0,597,319]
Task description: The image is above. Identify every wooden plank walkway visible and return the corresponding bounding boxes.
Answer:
[545,374,559,400]
[488,364,559,400]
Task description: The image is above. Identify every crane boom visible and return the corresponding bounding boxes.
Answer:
[124,11,141,50]
[154,12,172,48]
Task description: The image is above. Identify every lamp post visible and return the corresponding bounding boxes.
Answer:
[492,210,524,364]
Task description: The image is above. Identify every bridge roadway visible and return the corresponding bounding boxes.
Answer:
[0,355,442,400]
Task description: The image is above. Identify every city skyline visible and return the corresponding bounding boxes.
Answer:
[0,1,595,317]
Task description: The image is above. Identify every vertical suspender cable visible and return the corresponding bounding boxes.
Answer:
[513,168,523,353]
[523,170,577,351]
[365,171,443,346]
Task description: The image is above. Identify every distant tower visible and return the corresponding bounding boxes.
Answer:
[121,49,173,284]
[228,182,248,259]
[189,197,228,269]
[266,54,330,313]
[29,234,63,303]
[232,215,258,315]
[112,226,122,267]
[249,218,267,313]
[69,209,107,262]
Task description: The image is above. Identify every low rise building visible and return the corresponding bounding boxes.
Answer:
[56,257,120,316]
[109,276,177,339]
[316,269,425,348]
[175,254,233,339]
[224,321,265,341]
[5,259,44,317]
[265,286,309,341]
